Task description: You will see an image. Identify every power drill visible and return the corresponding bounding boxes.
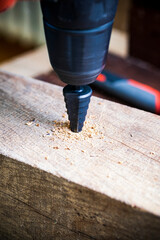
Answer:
[0,0,118,132]
[41,0,118,132]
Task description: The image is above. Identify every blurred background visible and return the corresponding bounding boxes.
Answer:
[0,0,43,63]
[0,0,160,114]
[0,0,159,67]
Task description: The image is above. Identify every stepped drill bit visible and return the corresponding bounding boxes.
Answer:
[63,85,92,133]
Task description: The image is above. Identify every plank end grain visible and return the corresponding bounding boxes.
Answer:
[0,71,160,239]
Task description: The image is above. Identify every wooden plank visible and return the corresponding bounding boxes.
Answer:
[109,29,129,57]
[0,71,160,239]
[0,46,51,77]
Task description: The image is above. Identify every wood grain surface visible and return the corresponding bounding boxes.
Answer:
[0,46,51,77]
[0,71,160,239]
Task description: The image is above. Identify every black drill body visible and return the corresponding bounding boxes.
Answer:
[41,0,118,132]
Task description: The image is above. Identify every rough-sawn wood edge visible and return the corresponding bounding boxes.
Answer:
[0,71,160,239]
[1,154,160,240]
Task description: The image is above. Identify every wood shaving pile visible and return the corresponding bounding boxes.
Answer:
[50,115,104,142]
[25,118,35,126]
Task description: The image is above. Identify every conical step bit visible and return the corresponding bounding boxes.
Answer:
[63,85,92,133]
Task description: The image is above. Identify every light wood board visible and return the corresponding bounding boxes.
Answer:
[0,46,51,77]
[0,71,160,239]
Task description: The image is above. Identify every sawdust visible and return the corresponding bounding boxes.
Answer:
[25,118,35,126]
[62,113,66,118]
[53,146,59,149]
[65,147,71,150]
[149,152,155,155]
[118,161,122,164]
[50,115,103,142]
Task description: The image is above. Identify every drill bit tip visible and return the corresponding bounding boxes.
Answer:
[63,85,92,133]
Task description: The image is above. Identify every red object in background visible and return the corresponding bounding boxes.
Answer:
[128,79,160,114]
[0,0,16,12]
[96,73,106,82]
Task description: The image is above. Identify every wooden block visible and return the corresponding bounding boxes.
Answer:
[109,29,129,57]
[0,46,52,77]
[0,71,160,239]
